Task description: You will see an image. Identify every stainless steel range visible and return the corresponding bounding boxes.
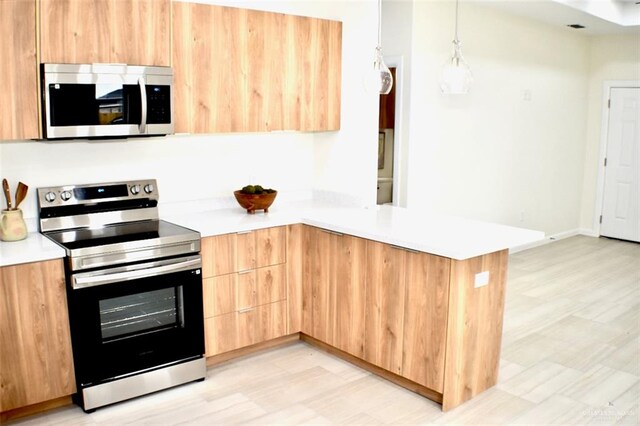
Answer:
[38,179,205,412]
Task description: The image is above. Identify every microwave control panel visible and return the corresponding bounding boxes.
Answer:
[146,85,171,124]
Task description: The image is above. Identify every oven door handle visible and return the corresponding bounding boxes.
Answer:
[72,257,201,290]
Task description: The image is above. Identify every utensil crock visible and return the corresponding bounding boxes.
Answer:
[0,209,28,242]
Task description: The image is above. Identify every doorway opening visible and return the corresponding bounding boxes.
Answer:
[377,67,396,205]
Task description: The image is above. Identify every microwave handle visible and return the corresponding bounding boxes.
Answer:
[138,77,147,133]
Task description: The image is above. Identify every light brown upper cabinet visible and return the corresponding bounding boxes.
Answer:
[172,2,342,133]
[40,0,170,66]
[0,0,39,140]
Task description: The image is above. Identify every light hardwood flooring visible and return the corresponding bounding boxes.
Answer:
[8,236,639,425]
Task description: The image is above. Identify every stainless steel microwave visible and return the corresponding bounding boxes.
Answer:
[41,63,174,140]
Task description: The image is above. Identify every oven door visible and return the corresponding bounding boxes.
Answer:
[68,255,204,387]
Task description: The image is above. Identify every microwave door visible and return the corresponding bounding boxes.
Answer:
[44,78,144,139]
[42,64,173,139]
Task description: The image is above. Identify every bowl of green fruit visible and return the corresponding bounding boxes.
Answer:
[234,185,277,214]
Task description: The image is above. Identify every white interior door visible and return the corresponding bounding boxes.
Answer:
[600,87,640,242]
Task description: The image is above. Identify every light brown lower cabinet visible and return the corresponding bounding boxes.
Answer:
[202,256,287,357]
[401,250,450,392]
[302,227,367,358]
[289,224,509,411]
[364,241,407,375]
[0,260,75,412]
[205,300,287,356]
[332,234,367,358]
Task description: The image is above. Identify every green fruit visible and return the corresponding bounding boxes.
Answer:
[254,185,264,194]
[242,185,256,194]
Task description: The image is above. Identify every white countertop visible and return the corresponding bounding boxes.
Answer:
[301,206,545,260]
[1,200,545,267]
[0,232,66,268]
[166,201,545,261]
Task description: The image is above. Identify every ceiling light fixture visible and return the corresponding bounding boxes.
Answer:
[373,0,393,95]
[440,0,473,95]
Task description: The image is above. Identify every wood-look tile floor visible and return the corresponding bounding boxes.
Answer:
[9,236,639,425]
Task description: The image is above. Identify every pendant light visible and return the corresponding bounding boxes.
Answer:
[440,0,473,94]
[373,0,393,95]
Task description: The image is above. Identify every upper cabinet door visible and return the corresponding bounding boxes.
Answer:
[172,3,342,133]
[0,0,39,140]
[40,0,170,66]
[289,16,342,132]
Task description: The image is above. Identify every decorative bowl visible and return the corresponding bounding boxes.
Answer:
[233,190,277,214]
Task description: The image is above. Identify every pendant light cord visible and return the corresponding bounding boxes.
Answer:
[454,0,459,42]
[378,0,383,48]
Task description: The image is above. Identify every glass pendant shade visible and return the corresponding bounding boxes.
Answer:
[440,39,473,94]
[374,46,393,95]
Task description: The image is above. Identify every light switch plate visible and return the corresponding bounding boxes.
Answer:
[474,271,490,288]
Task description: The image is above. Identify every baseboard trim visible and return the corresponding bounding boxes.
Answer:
[205,333,300,367]
[578,228,599,237]
[0,396,72,423]
[509,228,594,253]
[300,334,443,405]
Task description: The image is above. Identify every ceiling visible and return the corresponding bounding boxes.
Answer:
[475,0,640,35]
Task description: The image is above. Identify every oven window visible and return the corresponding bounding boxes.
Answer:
[99,287,184,341]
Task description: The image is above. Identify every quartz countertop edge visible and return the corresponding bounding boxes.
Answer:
[167,204,545,261]
[0,232,66,268]
[0,204,545,267]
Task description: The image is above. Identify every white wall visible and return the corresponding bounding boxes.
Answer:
[0,134,315,221]
[405,1,590,237]
[0,0,380,222]
[579,34,640,234]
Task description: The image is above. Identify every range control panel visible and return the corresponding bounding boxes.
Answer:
[37,179,158,208]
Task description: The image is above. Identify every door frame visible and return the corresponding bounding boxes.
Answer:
[593,80,640,236]
[384,55,403,206]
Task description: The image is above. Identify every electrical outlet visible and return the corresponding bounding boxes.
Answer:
[474,271,490,288]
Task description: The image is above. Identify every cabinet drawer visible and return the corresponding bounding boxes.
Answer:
[205,300,287,356]
[256,264,286,306]
[203,264,286,318]
[237,226,286,271]
[201,226,286,279]
[203,274,235,317]
[202,234,236,277]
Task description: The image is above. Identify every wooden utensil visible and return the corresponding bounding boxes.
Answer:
[14,182,28,209]
[2,179,12,210]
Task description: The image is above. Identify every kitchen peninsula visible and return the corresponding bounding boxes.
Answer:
[166,202,544,411]
[0,201,543,416]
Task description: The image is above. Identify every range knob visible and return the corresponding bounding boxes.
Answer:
[44,191,56,202]
[60,190,72,201]
[130,184,141,195]
[144,183,154,194]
